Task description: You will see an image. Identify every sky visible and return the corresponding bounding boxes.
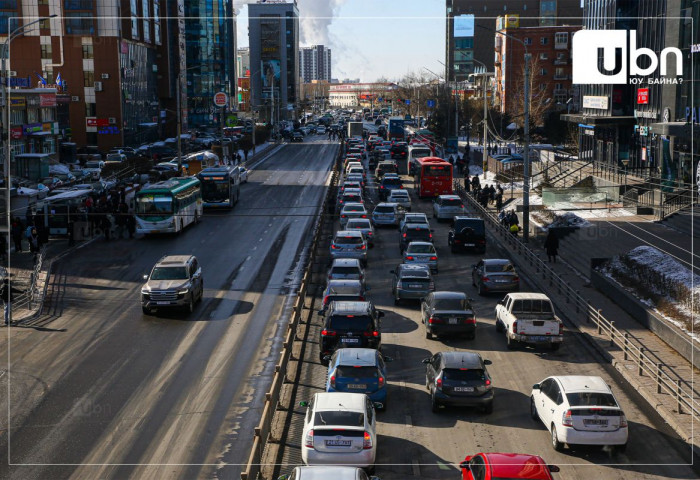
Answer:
[233,0,446,83]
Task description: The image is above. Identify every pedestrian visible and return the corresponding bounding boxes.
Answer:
[464,171,471,192]
[11,218,23,253]
[495,189,503,212]
[28,227,41,259]
[544,229,559,263]
[25,205,33,227]
[510,222,519,236]
[101,211,112,241]
[488,184,496,205]
[126,209,136,239]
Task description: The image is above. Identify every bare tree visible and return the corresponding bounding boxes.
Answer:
[509,56,552,134]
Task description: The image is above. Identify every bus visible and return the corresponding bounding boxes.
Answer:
[36,188,91,235]
[387,117,405,141]
[197,166,241,208]
[407,144,433,176]
[134,177,203,234]
[414,157,453,198]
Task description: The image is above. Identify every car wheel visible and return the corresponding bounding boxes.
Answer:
[551,343,561,351]
[366,465,376,475]
[530,397,539,420]
[142,307,151,315]
[483,402,493,414]
[425,376,431,391]
[425,326,432,340]
[394,292,400,305]
[496,320,504,333]
[430,390,440,413]
[551,425,564,451]
[187,295,195,314]
[467,333,476,340]
[198,282,204,303]
[472,276,476,287]
[506,335,517,350]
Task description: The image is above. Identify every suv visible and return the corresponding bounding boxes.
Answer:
[330,230,368,265]
[278,466,379,480]
[399,223,433,252]
[423,351,494,414]
[319,301,384,364]
[448,217,486,253]
[390,263,434,304]
[372,202,404,227]
[399,212,429,231]
[327,258,365,285]
[433,195,466,221]
[339,203,368,229]
[374,161,397,181]
[345,217,375,247]
[141,255,204,314]
[421,291,476,340]
[390,142,408,161]
[378,176,403,201]
[387,189,411,211]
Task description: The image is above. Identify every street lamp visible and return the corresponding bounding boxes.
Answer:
[2,14,57,326]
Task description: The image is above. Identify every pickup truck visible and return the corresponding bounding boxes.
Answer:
[494,292,563,350]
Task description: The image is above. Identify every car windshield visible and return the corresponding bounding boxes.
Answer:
[328,315,373,331]
[136,193,173,215]
[485,263,515,273]
[443,369,485,382]
[335,235,363,245]
[85,161,102,168]
[336,366,379,378]
[566,392,618,407]
[434,298,467,310]
[314,411,364,427]
[407,244,435,254]
[150,266,188,280]
[405,215,427,223]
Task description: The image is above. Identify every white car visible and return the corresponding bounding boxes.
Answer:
[237,166,249,183]
[278,466,380,480]
[300,392,377,472]
[432,195,466,221]
[530,375,628,453]
[387,189,411,211]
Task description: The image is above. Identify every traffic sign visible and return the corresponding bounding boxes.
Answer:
[427,99,435,108]
[405,99,410,105]
[213,91,228,108]
[225,114,238,127]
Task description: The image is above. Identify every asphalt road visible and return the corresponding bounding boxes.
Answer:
[0,137,338,479]
[272,151,697,480]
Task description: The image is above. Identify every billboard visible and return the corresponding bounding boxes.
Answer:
[262,59,281,89]
[454,14,474,38]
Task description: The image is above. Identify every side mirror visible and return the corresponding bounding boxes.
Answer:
[143,274,149,281]
[532,383,541,390]
[323,355,331,362]
[373,401,384,410]
[318,309,326,316]
[548,465,560,473]
[483,359,492,365]
[459,462,469,469]
[299,401,309,407]
[421,358,430,364]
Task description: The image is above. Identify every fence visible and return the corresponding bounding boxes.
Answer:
[240,152,340,480]
[453,180,700,419]
[11,246,45,312]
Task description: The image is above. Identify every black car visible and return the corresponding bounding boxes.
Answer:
[399,223,433,252]
[319,301,384,365]
[390,142,408,160]
[291,131,304,142]
[448,216,486,253]
[378,176,403,201]
[423,351,493,413]
[421,291,476,340]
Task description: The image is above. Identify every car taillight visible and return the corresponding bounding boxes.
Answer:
[513,276,520,282]
[405,256,414,260]
[436,375,443,389]
[620,413,628,427]
[430,256,437,261]
[321,329,336,336]
[478,239,486,244]
[331,244,340,249]
[513,320,518,334]
[460,204,464,209]
[304,429,314,447]
[363,431,373,449]
[482,277,489,282]
[361,214,367,218]
[341,214,347,218]
[402,233,407,238]
[372,330,379,337]
[485,379,492,387]
[429,233,433,239]
[330,375,336,389]
[357,244,366,250]
[323,296,329,305]
[380,185,384,189]
[465,317,476,324]
[559,322,563,334]
[562,410,573,427]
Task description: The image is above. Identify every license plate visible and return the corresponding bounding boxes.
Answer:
[449,317,458,325]
[341,338,359,344]
[465,243,475,247]
[583,419,609,426]
[530,336,549,342]
[494,279,510,283]
[453,386,474,392]
[156,301,171,305]
[409,283,423,288]
[325,439,352,447]
[348,384,367,389]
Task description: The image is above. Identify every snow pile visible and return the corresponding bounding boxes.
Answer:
[546,212,591,229]
[625,246,700,303]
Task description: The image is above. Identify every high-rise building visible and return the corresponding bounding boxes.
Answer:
[445,0,583,81]
[248,0,300,122]
[299,45,331,83]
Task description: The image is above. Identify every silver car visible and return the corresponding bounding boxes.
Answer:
[339,202,368,228]
[399,212,429,231]
[345,217,376,246]
[433,194,466,221]
[327,258,366,285]
[371,202,404,227]
[330,230,368,265]
[390,263,435,304]
[141,255,204,314]
[402,241,438,273]
[471,259,520,295]
[388,189,412,211]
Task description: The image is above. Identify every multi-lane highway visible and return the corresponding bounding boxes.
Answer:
[0,138,338,479]
[270,141,696,480]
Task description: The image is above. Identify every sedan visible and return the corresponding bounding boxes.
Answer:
[421,291,476,340]
[471,259,520,295]
[339,203,368,228]
[402,241,438,273]
[460,453,560,480]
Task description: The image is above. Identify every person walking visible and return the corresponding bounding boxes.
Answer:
[11,218,23,253]
[28,227,41,260]
[463,170,471,192]
[126,208,136,239]
[495,188,503,212]
[544,229,560,263]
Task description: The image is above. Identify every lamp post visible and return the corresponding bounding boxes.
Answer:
[2,14,56,326]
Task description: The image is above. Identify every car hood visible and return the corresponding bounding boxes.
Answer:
[146,280,189,291]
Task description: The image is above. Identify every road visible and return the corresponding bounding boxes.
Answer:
[0,137,338,479]
[272,147,697,480]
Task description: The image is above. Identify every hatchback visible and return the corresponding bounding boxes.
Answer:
[345,218,376,247]
[326,348,391,410]
[403,241,438,273]
[300,393,377,472]
[459,453,559,480]
[390,263,435,304]
[387,189,411,211]
[423,351,493,413]
[339,203,369,228]
[320,279,368,312]
[319,301,384,363]
[330,230,368,265]
[530,375,628,452]
[433,195,466,221]
[399,223,433,252]
[371,202,404,227]
[472,259,520,295]
[421,291,476,340]
[327,258,366,285]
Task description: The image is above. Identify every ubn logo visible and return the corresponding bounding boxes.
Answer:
[572,30,682,84]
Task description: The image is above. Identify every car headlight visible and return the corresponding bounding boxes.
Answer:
[177,285,191,295]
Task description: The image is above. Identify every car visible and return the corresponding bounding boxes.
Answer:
[316,126,327,135]
[291,131,304,142]
[38,177,63,190]
[300,392,378,472]
[459,453,560,480]
[471,259,519,295]
[387,189,411,211]
[345,218,375,247]
[105,152,127,163]
[378,176,403,201]
[399,223,433,252]
[338,191,364,211]
[347,166,366,181]
[374,161,397,181]
[141,255,204,314]
[338,181,363,198]
[278,466,381,480]
[237,166,249,183]
[318,301,384,364]
[327,258,366,285]
[330,230,368,265]
[530,375,628,452]
[345,162,363,175]
[433,195,466,221]
[421,291,476,340]
[390,142,408,160]
[371,202,404,227]
[345,173,365,189]
[399,212,429,231]
[448,217,486,253]
[339,203,368,229]
[325,348,391,410]
[423,351,493,414]
[390,263,434,304]
[320,279,368,312]
[403,241,438,273]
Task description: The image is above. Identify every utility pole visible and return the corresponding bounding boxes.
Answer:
[522,53,531,242]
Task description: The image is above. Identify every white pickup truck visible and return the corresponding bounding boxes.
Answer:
[495,292,563,350]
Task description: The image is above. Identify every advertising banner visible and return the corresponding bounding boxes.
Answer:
[454,14,474,38]
[40,94,57,107]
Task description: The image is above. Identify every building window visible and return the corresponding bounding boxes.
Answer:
[0,0,17,7]
[142,0,150,43]
[539,53,548,60]
[82,44,93,59]
[523,37,532,45]
[10,108,26,125]
[540,68,547,75]
[40,44,52,60]
[38,0,48,5]
[539,83,547,91]
[555,32,569,48]
[83,70,94,87]
[85,102,96,117]
[42,137,56,154]
[540,37,549,45]
[64,0,92,9]
[40,107,55,122]
[65,13,94,35]
[455,37,473,49]
[0,12,17,34]
[27,108,39,123]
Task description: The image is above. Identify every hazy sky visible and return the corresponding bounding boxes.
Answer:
[234,0,446,82]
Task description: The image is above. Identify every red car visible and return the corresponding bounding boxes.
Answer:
[460,453,559,480]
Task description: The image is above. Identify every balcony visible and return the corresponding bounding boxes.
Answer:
[553,88,568,95]
[553,57,568,65]
[554,41,569,50]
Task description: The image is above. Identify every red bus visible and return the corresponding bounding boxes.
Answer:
[415,157,453,198]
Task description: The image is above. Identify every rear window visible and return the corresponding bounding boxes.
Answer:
[347,219,371,228]
[434,298,468,310]
[326,295,362,303]
[314,411,364,427]
[443,369,485,382]
[335,235,363,245]
[400,270,429,279]
[331,266,361,275]
[328,315,373,331]
[411,149,431,158]
[391,192,409,198]
[344,205,365,212]
[455,220,485,235]
[383,178,402,186]
[342,195,362,203]
[485,263,515,273]
[442,198,462,207]
[374,206,394,214]
[336,366,379,378]
[407,243,435,254]
[566,392,618,407]
[511,299,553,314]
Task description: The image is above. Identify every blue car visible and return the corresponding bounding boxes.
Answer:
[325,348,391,410]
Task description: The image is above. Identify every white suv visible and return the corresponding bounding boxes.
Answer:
[432,195,466,221]
[300,392,377,473]
[530,375,628,453]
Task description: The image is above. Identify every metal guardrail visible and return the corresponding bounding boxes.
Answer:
[453,181,700,419]
[12,246,45,311]
[240,149,341,480]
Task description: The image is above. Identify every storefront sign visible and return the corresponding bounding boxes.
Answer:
[637,88,649,104]
[10,97,25,108]
[685,106,699,124]
[22,123,42,134]
[638,126,649,136]
[98,126,120,135]
[582,95,608,109]
[634,109,658,120]
[691,44,700,53]
[10,127,22,139]
[39,94,57,107]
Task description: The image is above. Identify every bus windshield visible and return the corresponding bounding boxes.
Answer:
[136,193,173,215]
